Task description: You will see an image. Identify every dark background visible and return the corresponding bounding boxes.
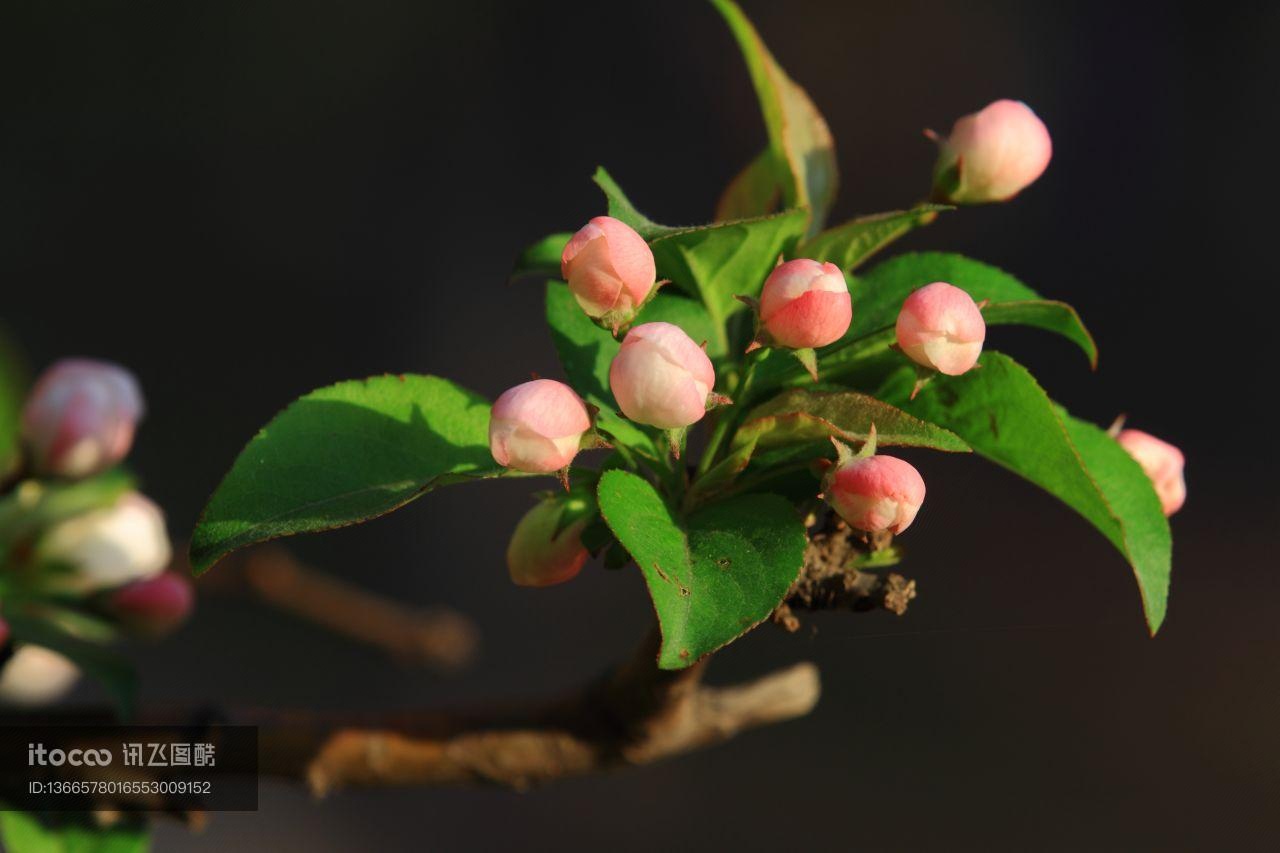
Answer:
[3,0,1278,849]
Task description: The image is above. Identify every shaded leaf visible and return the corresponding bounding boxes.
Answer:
[511,232,572,281]
[797,205,950,273]
[735,388,970,453]
[881,352,1171,633]
[0,325,29,477]
[716,149,783,222]
[711,0,837,233]
[190,375,501,574]
[592,167,681,240]
[597,469,806,668]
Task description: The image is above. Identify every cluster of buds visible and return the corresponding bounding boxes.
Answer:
[0,360,191,706]
[490,103,1185,587]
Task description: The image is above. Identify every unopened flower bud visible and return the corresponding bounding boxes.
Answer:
[108,572,194,637]
[759,259,852,349]
[0,645,80,706]
[21,359,145,479]
[561,216,656,325]
[489,379,591,474]
[1116,429,1186,516]
[825,454,926,535]
[39,492,172,594]
[609,322,715,429]
[895,282,986,375]
[932,99,1052,204]
[506,499,590,587]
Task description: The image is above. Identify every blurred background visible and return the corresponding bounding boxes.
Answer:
[2,0,1277,849]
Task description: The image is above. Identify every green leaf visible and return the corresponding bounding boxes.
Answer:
[511,232,572,281]
[711,0,837,234]
[592,167,682,241]
[716,149,784,222]
[190,374,501,574]
[0,812,149,853]
[5,613,137,719]
[850,252,1098,366]
[0,325,29,477]
[797,205,951,273]
[882,352,1171,633]
[650,208,808,348]
[597,469,807,668]
[734,388,971,453]
[980,300,1099,368]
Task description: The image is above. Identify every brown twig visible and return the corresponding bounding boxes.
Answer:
[189,545,479,671]
[252,628,820,795]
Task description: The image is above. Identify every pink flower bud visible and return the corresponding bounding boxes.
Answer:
[759,259,852,349]
[561,216,656,322]
[1116,429,1186,516]
[826,454,926,535]
[609,322,715,429]
[0,645,80,706]
[108,572,194,637]
[895,282,986,375]
[0,618,8,649]
[933,100,1052,204]
[506,499,590,588]
[489,379,591,474]
[21,359,145,479]
[39,492,172,594]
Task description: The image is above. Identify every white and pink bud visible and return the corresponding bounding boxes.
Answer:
[489,379,592,474]
[1116,429,1186,516]
[561,216,657,326]
[758,259,852,349]
[39,492,172,594]
[825,454,926,535]
[609,322,716,429]
[21,359,145,479]
[0,645,80,706]
[895,282,986,375]
[506,498,590,588]
[107,572,194,637]
[932,99,1052,204]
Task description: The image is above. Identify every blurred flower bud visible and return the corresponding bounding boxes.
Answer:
[489,379,591,474]
[0,645,80,706]
[825,454,926,535]
[107,571,194,637]
[1116,429,1186,516]
[39,492,172,594]
[609,322,715,429]
[932,100,1052,204]
[561,216,656,326]
[21,359,145,479]
[0,617,8,649]
[895,282,986,375]
[759,259,852,349]
[506,498,590,587]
